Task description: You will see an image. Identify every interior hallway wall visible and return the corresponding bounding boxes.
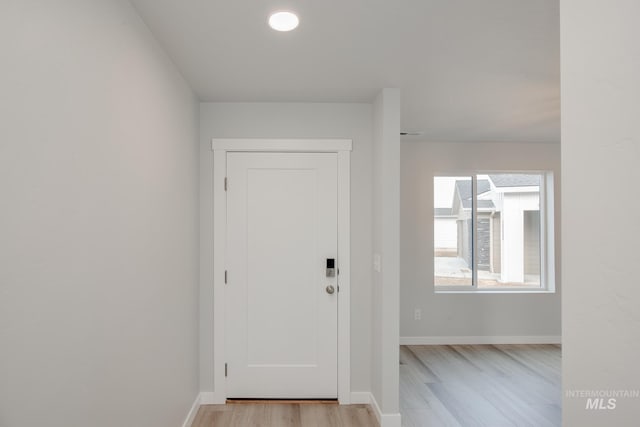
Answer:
[400,142,561,340]
[199,102,373,395]
[0,2,200,426]
[371,89,401,425]
[561,0,640,424]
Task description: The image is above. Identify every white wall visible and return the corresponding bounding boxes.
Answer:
[401,142,561,339]
[199,102,373,394]
[562,1,640,424]
[0,2,200,427]
[371,89,401,423]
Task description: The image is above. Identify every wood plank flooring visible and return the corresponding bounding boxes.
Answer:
[192,401,378,427]
[192,344,560,427]
[400,344,561,427]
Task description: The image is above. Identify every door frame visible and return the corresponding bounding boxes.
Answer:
[211,138,352,404]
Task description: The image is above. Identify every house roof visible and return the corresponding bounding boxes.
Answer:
[455,179,494,210]
[488,174,540,187]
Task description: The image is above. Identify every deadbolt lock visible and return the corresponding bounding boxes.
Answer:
[326,258,335,277]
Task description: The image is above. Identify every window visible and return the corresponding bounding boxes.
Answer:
[433,173,555,292]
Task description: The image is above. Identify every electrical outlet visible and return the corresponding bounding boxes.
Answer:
[414,308,421,320]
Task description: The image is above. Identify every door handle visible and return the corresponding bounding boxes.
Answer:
[326,285,335,295]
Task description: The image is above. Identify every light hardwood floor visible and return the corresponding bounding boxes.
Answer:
[192,344,560,427]
[192,402,378,427]
[400,344,561,427]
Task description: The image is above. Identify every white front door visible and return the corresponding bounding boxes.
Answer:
[225,152,338,399]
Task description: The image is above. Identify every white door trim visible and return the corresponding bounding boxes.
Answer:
[212,138,352,404]
[212,138,352,152]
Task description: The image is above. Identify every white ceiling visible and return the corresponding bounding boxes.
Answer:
[131,0,559,143]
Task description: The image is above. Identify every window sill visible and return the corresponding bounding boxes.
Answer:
[435,288,556,294]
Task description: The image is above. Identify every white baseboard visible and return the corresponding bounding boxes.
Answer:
[351,392,401,427]
[181,394,201,427]
[400,335,561,345]
[182,391,227,427]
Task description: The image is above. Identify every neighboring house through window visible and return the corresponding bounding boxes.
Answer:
[433,173,555,292]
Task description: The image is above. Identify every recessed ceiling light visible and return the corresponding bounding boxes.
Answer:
[269,11,299,32]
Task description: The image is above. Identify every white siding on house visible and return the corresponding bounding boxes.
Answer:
[434,218,457,249]
[500,192,539,283]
